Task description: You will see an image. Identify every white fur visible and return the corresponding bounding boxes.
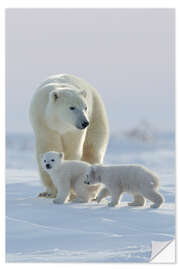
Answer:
[30,74,109,197]
[41,151,100,204]
[85,164,164,208]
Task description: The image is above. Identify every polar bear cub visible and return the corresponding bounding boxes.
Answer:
[84,164,164,208]
[40,151,100,204]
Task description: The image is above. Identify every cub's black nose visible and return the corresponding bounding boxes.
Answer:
[84,181,90,185]
[46,164,51,169]
[81,120,89,128]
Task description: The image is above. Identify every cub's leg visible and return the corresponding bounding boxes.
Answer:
[73,177,99,203]
[37,162,57,198]
[128,194,145,206]
[143,189,164,208]
[68,192,77,202]
[96,187,110,203]
[53,178,71,204]
[108,189,123,207]
[72,179,89,203]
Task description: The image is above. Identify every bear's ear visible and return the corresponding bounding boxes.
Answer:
[80,89,87,98]
[59,152,64,159]
[50,90,60,102]
[39,153,43,160]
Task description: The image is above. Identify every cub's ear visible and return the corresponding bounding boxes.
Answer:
[59,152,64,159]
[80,89,87,98]
[49,90,60,102]
[39,153,43,160]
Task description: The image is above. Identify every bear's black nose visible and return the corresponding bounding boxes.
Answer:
[46,164,51,169]
[81,120,89,128]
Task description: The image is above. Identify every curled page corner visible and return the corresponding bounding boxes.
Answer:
[150,239,175,263]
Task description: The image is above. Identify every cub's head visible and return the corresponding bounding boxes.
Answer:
[40,151,64,172]
[84,165,101,185]
[46,88,89,132]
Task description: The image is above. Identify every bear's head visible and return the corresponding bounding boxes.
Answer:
[46,88,89,133]
[40,151,64,172]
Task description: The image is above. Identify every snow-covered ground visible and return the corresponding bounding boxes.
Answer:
[6,132,175,262]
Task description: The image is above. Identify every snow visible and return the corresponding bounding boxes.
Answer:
[6,132,175,262]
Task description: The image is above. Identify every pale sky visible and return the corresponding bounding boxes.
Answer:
[6,9,175,134]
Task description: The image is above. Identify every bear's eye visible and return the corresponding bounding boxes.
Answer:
[85,106,87,111]
[51,159,55,162]
[44,160,46,163]
[69,106,75,110]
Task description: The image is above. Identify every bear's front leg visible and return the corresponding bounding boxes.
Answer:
[61,130,85,161]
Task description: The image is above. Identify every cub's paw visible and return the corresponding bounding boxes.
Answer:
[68,193,77,202]
[91,198,98,202]
[128,202,144,206]
[108,201,117,207]
[150,203,161,209]
[96,198,102,204]
[38,192,56,198]
[53,198,64,204]
[71,197,87,203]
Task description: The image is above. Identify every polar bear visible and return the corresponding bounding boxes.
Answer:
[40,151,100,204]
[84,164,164,208]
[29,74,109,197]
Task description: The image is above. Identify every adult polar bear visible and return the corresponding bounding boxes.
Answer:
[29,74,109,197]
